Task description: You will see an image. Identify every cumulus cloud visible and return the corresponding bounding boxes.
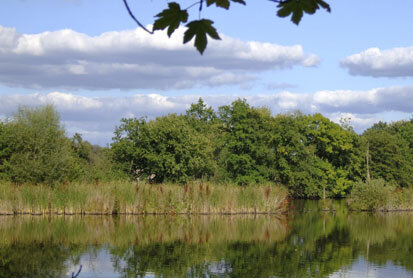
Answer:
[0,25,318,90]
[1,86,412,145]
[341,47,413,77]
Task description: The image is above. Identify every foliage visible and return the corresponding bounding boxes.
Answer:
[217,99,276,184]
[124,0,331,54]
[0,105,120,185]
[0,122,12,181]
[276,0,331,24]
[270,112,361,198]
[112,113,215,183]
[0,105,76,185]
[362,123,413,187]
[1,101,411,201]
[350,179,413,211]
[70,133,122,182]
[350,179,395,211]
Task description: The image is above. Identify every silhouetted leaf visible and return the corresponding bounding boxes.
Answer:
[231,0,246,4]
[206,0,230,9]
[206,0,245,9]
[317,0,331,12]
[153,2,188,37]
[277,0,331,25]
[184,19,221,54]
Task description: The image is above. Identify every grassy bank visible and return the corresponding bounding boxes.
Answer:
[0,181,289,215]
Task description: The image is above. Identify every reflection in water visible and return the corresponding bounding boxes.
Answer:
[1,201,413,277]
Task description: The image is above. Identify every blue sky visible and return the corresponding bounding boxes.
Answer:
[0,0,412,145]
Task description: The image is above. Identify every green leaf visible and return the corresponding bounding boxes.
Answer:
[184,19,221,54]
[206,0,230,9]
[153,2,188,37]
[276,0,331,25]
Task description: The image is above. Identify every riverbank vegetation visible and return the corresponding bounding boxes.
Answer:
[0,181,288,215]
[0,100,412,211]
[349,179,413,211]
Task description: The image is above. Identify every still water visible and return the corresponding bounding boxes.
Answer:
[1,200,413,278]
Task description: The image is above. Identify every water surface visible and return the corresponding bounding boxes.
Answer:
[1,200,413,277]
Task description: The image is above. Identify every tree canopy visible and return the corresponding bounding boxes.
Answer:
[1,102,412,199]
[123,0,331,54]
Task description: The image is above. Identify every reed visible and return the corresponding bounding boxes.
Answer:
[0,181,289,215]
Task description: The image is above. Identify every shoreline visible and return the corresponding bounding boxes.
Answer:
[0,211,289,216]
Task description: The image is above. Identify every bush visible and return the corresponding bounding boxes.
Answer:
[2,105,76,185]
[350,179,395,211]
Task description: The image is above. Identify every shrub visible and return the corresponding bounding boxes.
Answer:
[350,179,395,211]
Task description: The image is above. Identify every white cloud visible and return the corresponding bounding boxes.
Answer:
[1,85,412,145]
[0,25,318,90]
[341,46,413,77]
[312,86,413,114]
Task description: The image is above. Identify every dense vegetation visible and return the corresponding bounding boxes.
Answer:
[0,100,412,202]
[0,181,288,215]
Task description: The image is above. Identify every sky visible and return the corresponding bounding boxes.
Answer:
[0,0,412,145]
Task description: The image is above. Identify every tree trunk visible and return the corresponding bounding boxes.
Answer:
[366,142,371,183]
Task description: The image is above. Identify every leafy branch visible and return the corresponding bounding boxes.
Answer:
[122,0,331,54]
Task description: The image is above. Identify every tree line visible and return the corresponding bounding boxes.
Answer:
[0,99,412,198]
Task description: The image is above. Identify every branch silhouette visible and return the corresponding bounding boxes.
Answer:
[122,0,154,34]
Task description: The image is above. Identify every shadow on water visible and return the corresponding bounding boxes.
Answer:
[1,201,413,277]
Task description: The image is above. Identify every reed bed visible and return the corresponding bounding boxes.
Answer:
[0,181,289,215]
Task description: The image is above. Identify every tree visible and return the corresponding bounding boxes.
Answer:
[303,114,362,197]
[112,113,215,183]
[270,112,362,198]
[362,124,413,187]
[217,99,276,184]
[70,133,118,182]
[122,0,331,54]
[0,121,13,181]
[1,105,76,185]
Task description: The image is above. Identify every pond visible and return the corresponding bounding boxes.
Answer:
[1,200,413,277]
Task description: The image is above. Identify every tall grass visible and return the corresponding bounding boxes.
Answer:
[0,181,289,215]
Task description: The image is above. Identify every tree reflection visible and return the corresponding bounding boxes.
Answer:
[1,206,413,277]
[0,242,81,278]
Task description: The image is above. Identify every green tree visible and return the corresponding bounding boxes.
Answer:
[123,0,331,53]
[1,105,76,185]
[270,112,361,198]
[70,133,119,182]
[217,99,276,184]
[362,126,413,187]
[112,113,215,183]
[303,113,363,196]
[0,121,12,180]
[185,98,218,130]
[111,117,149,177]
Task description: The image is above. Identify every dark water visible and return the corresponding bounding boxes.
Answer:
[1,200,413,277]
